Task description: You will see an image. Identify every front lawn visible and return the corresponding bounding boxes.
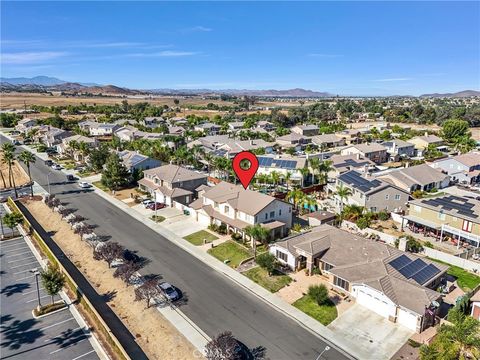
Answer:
[208,241,251,268]
[184,230,218,246]
[92,181,109,192]
[293,295,338,326]
[244,267,292,292]
[428,258,480,292]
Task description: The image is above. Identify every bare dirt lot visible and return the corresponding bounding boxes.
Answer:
[0,157,30,189]
[24,198,199,360]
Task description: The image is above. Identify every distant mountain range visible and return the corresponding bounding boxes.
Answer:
[1,76,479,98]
[420,90,480,98]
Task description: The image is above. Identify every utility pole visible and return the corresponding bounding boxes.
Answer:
[30,268,42,311]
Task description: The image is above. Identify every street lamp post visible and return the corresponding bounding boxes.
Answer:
[29,268,41,311]
[315,345,330,360]
[46,172,52,194]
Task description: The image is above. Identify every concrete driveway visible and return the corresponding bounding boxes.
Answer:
[328,303,413,360]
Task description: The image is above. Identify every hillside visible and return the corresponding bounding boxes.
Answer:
[420,90,480,98]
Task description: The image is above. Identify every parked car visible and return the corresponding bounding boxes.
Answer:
[12,140,21,145]
[142,199,155,208]
[44,159,53,166]
[78,181,91,189]
[51,163,62,170]
[66,174,76,182]
[147,202,166,210]
[158,282,180,301]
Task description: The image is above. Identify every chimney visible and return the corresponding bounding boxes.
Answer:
[356,153,361,160]
[424,131,428,137]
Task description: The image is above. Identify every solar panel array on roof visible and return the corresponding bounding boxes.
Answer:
[257,157,298,170]
[339,171,382,192]
[388,256,441,285]
[423,196,476,219]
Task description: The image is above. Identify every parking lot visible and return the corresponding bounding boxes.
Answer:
[0,236,100,360]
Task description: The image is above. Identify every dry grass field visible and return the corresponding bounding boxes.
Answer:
[0,157,30,189]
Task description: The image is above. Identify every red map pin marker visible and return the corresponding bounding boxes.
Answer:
[232,151,259,189]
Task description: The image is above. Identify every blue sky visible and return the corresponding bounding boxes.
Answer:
[1,1,479,95]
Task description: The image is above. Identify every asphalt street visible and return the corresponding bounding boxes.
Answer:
[4,135,352,360]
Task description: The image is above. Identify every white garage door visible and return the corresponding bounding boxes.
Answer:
[397,309,418,331]
[197,212,211,226]
[356,289,392,318]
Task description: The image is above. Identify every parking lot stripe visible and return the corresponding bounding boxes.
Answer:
[8,255,35,263]
[0,242,27,249]
[49,338,87,354]
[44,326,82,342]
[5,248,30,256]
[6,250,33,258]
[22,288,47,296]
[39,317,75,331]
[10,260,39,269]
[1,244,28,251]
[15,274,36,281]
[13,268,38,275]
[26,294,51,303]
[71,349,95,360]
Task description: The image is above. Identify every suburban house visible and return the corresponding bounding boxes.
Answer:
[311,134,346,149]
[114,126,140,142]
[332,170,410,213]
[305,211,336,227]
[256,155,307,186]
[382,139,416,161]
[405,195,480,248]
[335,129,363,145]
[56,134,98,161]
[228,121,245,132]
[269,224,447,332]
[41,127,72,147]
[430,151,480,185]
[190,181,293,239]
[79,121,119,137]
[328,154,376,180]
[341,143,388,164]
[194,122,222,135]
[188,135,274,158]
[408,134,444,155]
[168,126,186,136]
[470,288,480,320]
[142,117,165,128]
[15,118,37,133]
[275,133,312,151]
[168,116,188,126]
[377,164,450,194]
[291,124,319,136]
[256,120,275,132]
[138,164,208,208]
[117,150,162,173]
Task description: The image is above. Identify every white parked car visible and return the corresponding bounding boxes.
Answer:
[142,199,155,208]
[51,164,62,170]
[78,181,91,189]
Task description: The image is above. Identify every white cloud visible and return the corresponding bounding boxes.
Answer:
[371,78,413,82]
[184,26,212,32]
[1,51,68,64]
[126,50,198,58]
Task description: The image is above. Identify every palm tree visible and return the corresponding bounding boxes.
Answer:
[284,171,292,191]
[299,167,310,187]
[304,195,317,213]
[19,151,36,196]
[336,184,352,214]
[78,141,90,162]
[308,157,320,184]
[1,143,17,197]
[68,139,79,158]
[270,171,280,188]
[244,224,270,259]
[318,160,333,185]
[286,189,305,212]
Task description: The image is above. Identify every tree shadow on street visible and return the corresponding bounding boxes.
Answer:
[0,283,31,297]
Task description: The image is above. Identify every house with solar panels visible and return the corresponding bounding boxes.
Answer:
[430,151,480,185]
[256,155,307,186]
[117,150,162,173]
[405,195,480,248]
[270,224,447,332]
[333,170,410,213]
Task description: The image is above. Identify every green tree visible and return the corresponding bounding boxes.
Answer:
[307,284,329,305]
[3,212,23,232]
[244,224,270,259]
[101,153,130,191]
[441,119,470,141]
[18,151,36,196]
[256,252,278,276]
[89,146,110,171]
[336,184,352,214]
[420,307,480,360]
[40,265,66,304]
[1,143,18,197]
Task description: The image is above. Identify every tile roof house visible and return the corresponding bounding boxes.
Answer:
[328,154,376,178]
[190,181,293,240]
[291,124,320,136]
[269,224,446,332]
[311,134,346,149]
[275,133,312,151]
[228,121,245,132]
[333,170,410,213]
[79,121,119,137]
[382,139,415,161]
[377,164,450,193]
[256,120,275,131]
[138,164,208,208]
[430,151,480,185]
[408,134,444,151]
[188,135,274,158]
[406,195,480,248]
[56,134,98,161]
[256,155,307,186]
[117,150,162,173]
[194,122,222,135]
[340,143,388,164]
[41,127,72,147]
[142,117,166,128]
[15,118,37,133]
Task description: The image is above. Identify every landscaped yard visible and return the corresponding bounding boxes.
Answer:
[183,230,218,246]
[244,267,292,292]
[293,295,338,326]
[429,258,480,292]
[92,180,109,191]
[208,240,251,268]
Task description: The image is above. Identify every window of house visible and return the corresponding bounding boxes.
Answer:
[270,211,275,218]
[438,211,446,221]
[265,213,268,220]
[185,196,190,203]
[279,209,282,216]
[395,194,401,200]
[323,262,334,271]
[225,206,230,214]
[385,194,389,200]
[462,220,473,233]
[370,207,377,212]
[255,216,258,222]
[289,207,291,213]
[334,276,349,290]
[276,250,288,262]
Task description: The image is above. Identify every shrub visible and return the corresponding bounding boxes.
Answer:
[377,211,390,221]
[218,224,227,235]
[311,267,322,275]
[307,284,329,305]
[357,217,370,230]
[292,223,302,232]
[424,241,434,249]
[208,224,219,233]
[256,253,277,275]
[231,233,242,242]
[406,237,424,253]
[412,190,424,199]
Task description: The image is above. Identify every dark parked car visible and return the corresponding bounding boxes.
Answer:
[66,174,76,182]
[44,159,53,166]
[146,202,166,210]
